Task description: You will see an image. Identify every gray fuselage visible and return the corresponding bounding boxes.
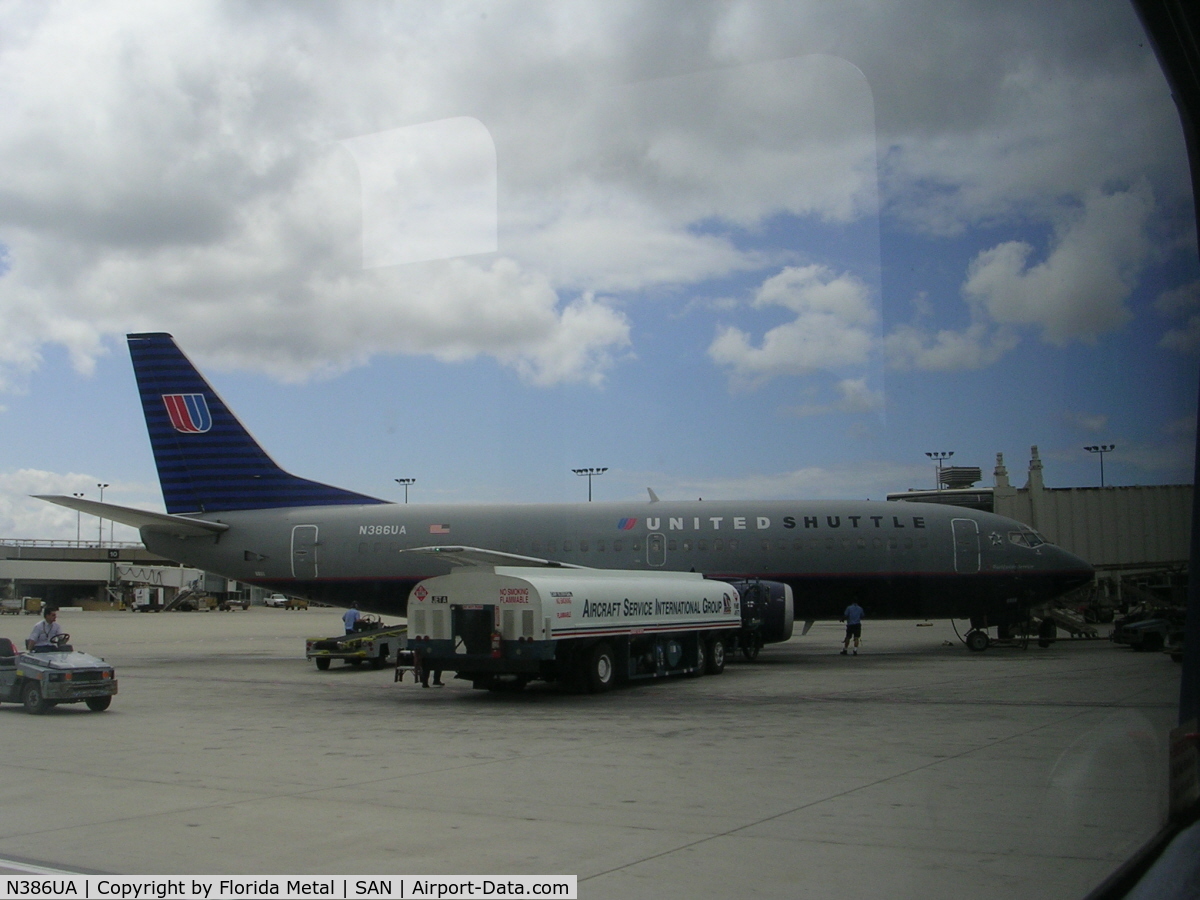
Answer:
[142,497,1093,623]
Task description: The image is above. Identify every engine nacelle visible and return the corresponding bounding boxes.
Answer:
[726,579,794,644]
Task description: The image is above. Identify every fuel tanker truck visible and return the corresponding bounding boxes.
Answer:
[404,561,747,692]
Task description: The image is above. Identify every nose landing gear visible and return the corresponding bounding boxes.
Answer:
[965,629,990,652]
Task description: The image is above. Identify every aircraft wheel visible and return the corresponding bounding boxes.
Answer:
[315,658,331,671]
[966,630,990,652]
[86,696,112,712]
[706,637,726,675]
[22,682,51,714]
[587,643,616,692]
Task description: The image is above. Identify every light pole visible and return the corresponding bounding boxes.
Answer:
[572,467,607,502]
[97,483,109,545]
[394,478,416,503]
[1084,444,1115,487]
[72,492,85,544]
[925,452,954,491]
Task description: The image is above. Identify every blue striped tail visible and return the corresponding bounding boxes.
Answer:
[128,333,386,514]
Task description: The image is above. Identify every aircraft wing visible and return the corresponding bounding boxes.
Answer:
[398,545,587,569]
[34,495,230,538]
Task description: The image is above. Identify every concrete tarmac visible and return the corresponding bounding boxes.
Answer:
[0,609,1180,898]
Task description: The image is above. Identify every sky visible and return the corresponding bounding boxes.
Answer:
[0,0,1197,543]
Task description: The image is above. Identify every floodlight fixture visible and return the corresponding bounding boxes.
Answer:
[1084,444,1116,487]
[96,483,109,545]
[394,477,417,503]
[572,467,608,502]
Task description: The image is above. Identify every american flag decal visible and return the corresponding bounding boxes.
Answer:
[429,524,451,534]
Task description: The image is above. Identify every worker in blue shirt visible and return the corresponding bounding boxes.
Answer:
[342,601,362,635]
[841,601,864,655]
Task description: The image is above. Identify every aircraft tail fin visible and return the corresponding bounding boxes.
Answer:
[127,333,386,514]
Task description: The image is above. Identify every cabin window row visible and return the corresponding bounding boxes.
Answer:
[358,535,929,554]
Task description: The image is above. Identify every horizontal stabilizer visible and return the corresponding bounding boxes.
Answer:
[34,495,229,538]
[398,545,586,569]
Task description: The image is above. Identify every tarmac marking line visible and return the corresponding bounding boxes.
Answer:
[580,703,1108,883]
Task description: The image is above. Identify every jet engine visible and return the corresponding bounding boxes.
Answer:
[726,579,795,645]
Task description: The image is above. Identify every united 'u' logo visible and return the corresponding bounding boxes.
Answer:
[163,394,212,434]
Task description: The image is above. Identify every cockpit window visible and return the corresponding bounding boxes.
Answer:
[1009,530,1045,548]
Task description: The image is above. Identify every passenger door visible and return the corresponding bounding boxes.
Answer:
[952,518,980,574]
[647,532,666,567]
[291,525,319,579]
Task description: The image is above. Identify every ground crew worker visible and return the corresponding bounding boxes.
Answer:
[841,601,864,655]
[342,601,362,634]
[27,606,64,650]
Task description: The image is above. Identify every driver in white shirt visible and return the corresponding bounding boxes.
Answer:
[26,606,63,650]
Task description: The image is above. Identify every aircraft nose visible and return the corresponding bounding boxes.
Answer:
[1047,542,1094,588]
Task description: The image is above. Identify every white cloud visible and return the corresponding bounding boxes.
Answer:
[0,7,878,391]
[884,182,1161,373]
[0,1,1187,395]
[622,460,929,502]
[1091,439,1194,482]
[875,40,1183,237]
[342,117,498,268]
[961,184,1151,344]
[884,321,1019,371]
[558,56,877,229]
[498,291,632,387]
[694,1,1186,236]
[783,377,883,417]
[1064,411,1109,433]
[0,470,148,541]
[709,265,877,387]
[1156,279,1200,353]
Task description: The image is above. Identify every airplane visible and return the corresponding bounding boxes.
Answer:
[37,332,1094,652]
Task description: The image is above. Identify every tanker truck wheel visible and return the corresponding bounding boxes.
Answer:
[690,637,706,677]
[587,643,616,692]
[706,636,726,675]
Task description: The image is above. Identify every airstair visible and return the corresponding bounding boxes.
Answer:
[1045,607,1099,639]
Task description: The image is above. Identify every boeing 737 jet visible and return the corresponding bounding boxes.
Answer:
[38,333,1093,650]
